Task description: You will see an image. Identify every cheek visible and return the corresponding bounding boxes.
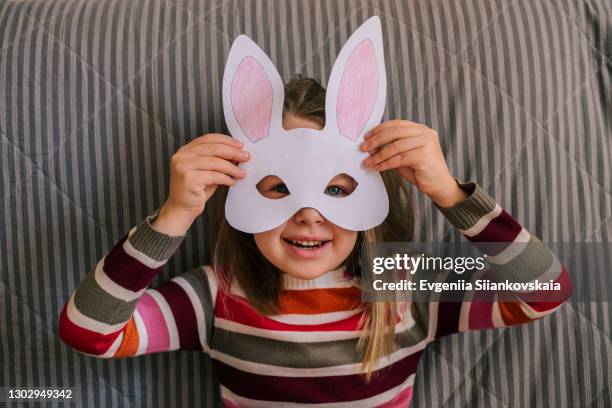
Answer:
[334,231,358,254]
[253,230,282,257]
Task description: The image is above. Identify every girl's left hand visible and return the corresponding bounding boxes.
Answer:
[360,119,468,207]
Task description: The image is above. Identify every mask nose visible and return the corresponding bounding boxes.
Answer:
[293,207,324,225]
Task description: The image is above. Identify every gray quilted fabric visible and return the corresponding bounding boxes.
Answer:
[1,0,610,407]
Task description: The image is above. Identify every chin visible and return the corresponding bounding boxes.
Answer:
[282,263,330,280]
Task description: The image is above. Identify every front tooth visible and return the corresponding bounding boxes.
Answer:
[293,240,321,246]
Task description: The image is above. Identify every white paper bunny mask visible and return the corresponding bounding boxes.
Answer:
[222,16,389,233]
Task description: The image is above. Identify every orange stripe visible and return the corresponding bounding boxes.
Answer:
[498,302,532,326]
[113,318,140,357]
[278,287,362,314]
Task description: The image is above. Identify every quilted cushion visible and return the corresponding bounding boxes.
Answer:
[1,0,610,406]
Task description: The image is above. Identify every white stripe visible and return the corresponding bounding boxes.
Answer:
[147,289,180,350]
[283,280,357,290]
[491,298,506,328]
[281,266,356,290]
[398,303,416,331]
[77,345,118,359]
[459,203,503,237]
[458,302,471,332]
[66,294,126,335]
[209,340,427,377]
[266,308,364,325]
[202,265,218,303]
[427,302,439,341]
[99,332,124,358]
[133,310,148,356]
[122,236,167,269]
[127,225,138,237]
[519,300,565,319]
[94,257,146,302]
[215,313,416,343]
[172,276,207,348]
[486,228,531,264]
[220,374,415,408]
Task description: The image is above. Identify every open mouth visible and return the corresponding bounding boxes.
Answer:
[283,238,331,250]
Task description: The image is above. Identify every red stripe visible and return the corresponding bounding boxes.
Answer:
[469,210,523,254]
[222,399,242,408]
[518,265,573,310]
[103,234,162,291]
[215,290,364,331]
[155,281,201,350]
[58,303,122,355]
[468,299,495,330]
[435,301,461,338]
[214,351,423,403]
[377,385,413,407]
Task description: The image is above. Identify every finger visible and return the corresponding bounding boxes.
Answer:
[363,136,428,167]
[182,156,246,179]
[198,170,238,188]
[361,127,429,152]
[183,143,250,162]
[184,133,243,149]
[374,150,421,172]
[364,120,428,140]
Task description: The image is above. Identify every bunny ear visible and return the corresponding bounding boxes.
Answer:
[325,16,386,142]
[222,35,285,144]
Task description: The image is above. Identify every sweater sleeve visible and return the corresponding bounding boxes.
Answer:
[58,212,218,358]
[423,179,573,339]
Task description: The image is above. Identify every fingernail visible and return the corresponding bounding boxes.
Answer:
[242,151,250,158]
[363,158,371,166]
[364,132,371,139]
[361,142,369,151]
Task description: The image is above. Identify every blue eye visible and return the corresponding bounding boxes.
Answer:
[272,183,290,194]
[325,185,347,197]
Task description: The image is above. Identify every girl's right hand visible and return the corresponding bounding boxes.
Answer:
[155,134,250,235]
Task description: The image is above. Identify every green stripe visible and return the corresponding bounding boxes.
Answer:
[488,235,555,283]
[211,316,429,368]
[73,268,138,325]
[128,214,186,262]
[436,179,498,230]
[178,267,215,348]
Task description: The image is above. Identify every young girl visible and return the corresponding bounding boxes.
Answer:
[58,75,572,407]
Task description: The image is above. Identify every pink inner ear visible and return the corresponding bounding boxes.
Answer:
[336,39,378,141]
[231,57,273,142]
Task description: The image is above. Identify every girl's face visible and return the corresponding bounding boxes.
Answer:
[253,114,359,280]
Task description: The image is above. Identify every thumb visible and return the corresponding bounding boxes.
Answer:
[397,167,416,185]
[204,184,218,201]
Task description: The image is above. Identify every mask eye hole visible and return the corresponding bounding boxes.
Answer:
[256,175,290,199]
[324,173,357,198]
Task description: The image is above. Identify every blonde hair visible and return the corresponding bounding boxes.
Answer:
[208,74,415,381]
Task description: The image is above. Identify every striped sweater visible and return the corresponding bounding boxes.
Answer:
[58,179,572,407]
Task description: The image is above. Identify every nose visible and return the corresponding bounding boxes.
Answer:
[293,207,324,225]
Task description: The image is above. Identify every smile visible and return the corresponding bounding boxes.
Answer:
[282,238,332,258]
[284,239,330,249]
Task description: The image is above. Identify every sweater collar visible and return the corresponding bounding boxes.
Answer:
[281,265,358,290]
